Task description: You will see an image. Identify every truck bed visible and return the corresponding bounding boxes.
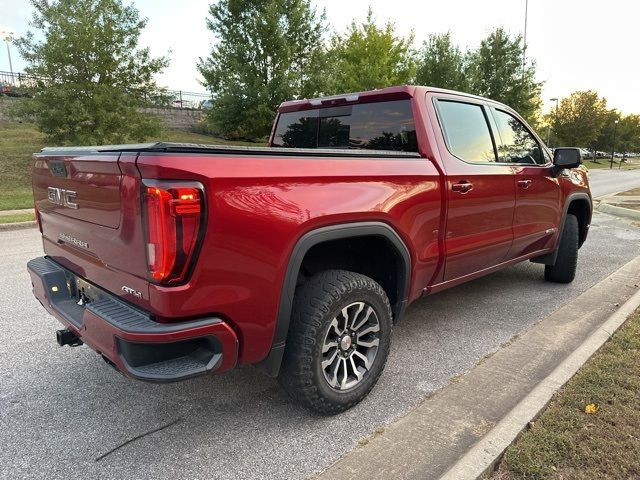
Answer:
[40,142,423,158]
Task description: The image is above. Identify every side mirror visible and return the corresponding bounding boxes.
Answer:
[553,148,582,169]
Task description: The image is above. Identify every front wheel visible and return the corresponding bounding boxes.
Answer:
[544,213,579,283]
[278,270,393,415]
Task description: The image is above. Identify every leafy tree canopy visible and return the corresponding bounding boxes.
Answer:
[198,0,326,139]
[15,0,168,145]
[588,108,619,153]
[415,32,468,92]
[466,27,542,124]
[616,114,640,154]
[325,8,416,94]
[550,90,608,147]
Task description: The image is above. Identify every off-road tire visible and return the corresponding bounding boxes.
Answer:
[544,213,579,283]
[278,270,393,415]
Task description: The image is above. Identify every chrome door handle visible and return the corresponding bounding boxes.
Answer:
[452,181,474,193]
[517,179,532,188]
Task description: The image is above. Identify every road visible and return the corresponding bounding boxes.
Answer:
[1,169,640,480]
[588,168,640,197]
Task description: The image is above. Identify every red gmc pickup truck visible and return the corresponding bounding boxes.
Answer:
[28,86,591,414]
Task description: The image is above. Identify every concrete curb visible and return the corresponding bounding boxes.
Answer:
[316,254,640,480]
[597,202,640,221]
[0,221,36,232]
[441,286,640,480]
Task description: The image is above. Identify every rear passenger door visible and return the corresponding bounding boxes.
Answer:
[489,107,561,258]
[433,98,516,281]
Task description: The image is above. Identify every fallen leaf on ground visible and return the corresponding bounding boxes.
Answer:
[585,403,599,414]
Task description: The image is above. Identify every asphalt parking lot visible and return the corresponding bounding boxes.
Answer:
[1,171,640,480]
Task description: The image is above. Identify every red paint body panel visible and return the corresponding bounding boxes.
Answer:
[511,165,562,257]
[136,153,442,362]
[33,153,123,228]
[30,85,592,373]
[33,153,152,311]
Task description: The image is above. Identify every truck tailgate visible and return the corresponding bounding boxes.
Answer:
[32,152,151,310]
[33,153,123,228]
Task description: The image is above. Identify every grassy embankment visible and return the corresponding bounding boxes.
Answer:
[0,120,265,211]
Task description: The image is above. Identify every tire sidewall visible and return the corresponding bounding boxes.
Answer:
[545,213,579,283]
[309,283,392,406]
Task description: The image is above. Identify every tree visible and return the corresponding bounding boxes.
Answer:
[467,28,542,124]
[617,114,640,154]
[415,32,468,91]
[15,0,168,145]
[551,91,608,148]
[198,0,327,139]
[593,109,620,154]
[325,8,415,94]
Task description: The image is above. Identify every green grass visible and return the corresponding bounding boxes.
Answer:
[583,159,611,169]
[491,308,640,480]
[0,120,46,210]
[583,158,640,170]
[0,213,35,224]
[0,120,266,211]
[0,188,35,211]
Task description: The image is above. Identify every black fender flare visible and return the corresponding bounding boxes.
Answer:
[531,192,592,266]
[256,221,412,376]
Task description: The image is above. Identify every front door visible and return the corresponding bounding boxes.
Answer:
[433,98,516,281]
[489,107,561,257]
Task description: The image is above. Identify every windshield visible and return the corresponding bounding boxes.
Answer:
[272,100,418,152]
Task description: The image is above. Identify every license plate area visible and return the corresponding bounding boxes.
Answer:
[72,276,99,306]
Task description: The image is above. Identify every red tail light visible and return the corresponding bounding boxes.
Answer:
[142,181,205,284]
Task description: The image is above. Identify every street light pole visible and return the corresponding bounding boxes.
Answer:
[0,28,15,79]
[547,97,558,146]
[5,41,12,75]
[610,119,619,169]
[522,0,529,77]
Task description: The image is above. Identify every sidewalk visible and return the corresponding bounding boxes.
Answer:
[316,255,640,480]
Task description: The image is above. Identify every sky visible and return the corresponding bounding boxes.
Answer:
[1,0,639,114]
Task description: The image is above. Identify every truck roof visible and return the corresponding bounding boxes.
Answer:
[277,85,510,113]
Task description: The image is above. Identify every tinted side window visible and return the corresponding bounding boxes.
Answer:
[493,110,544,165]
[272,100,418,152]
[437,100,496,163]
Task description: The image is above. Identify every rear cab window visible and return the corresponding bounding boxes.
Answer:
[272,100,418,152]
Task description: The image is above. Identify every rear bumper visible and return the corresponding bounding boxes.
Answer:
[27,257,238,382]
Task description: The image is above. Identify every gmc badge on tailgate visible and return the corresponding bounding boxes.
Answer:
[48,187,78,209]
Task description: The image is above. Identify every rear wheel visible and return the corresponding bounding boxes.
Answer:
[278,270,392,415]
[545,214,579,283]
